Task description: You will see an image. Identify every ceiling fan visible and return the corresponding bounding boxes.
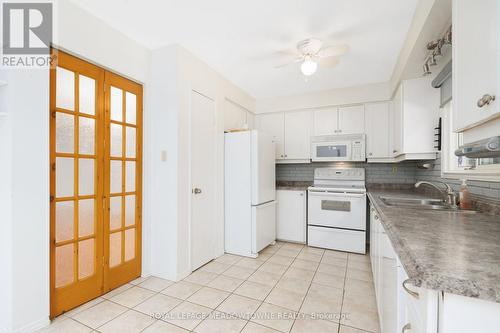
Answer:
[275,38,349,76]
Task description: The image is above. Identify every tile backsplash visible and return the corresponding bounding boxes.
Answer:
[276,155,500,200]
[276,161,418,184]
[415,153,500,200]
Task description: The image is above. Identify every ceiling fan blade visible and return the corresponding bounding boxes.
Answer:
[274,57,303,69]
[318,44,349,58]
[318,56,340,68]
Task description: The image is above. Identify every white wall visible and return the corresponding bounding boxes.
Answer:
[148,45,255,281]
[0,1,151,332]
[255,82,391,114]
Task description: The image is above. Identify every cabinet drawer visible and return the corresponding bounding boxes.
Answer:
[308,226,366,254]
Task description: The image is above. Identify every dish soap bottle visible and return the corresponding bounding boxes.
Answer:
[459,179,472,210]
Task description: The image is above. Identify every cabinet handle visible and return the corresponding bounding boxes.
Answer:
[285,154,288,158]
[369,153,373,156]
[393,150,398,153]
[402,279,420,299]
[402,323,411,333]
[477,94,496,108]
[300,193,304,196]
[281,155,284,158]
[338,129,342,133]
[374,215,379,220]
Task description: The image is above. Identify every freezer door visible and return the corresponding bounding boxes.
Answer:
[251,130,276,205]
[251,201,276,254]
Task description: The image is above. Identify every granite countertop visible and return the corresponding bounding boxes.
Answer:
[276,181,312,191]
[368,189,500,303]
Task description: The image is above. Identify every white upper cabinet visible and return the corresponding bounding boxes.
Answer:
[365,102,391,159]
[390,77,439,161]
[392,85,403,156]
[453,0,500,131]
[313,108,338,136]
[338,105,365,134]
[284,111,312,160]
[255,111,311,162]
[313,104,365,136]
[255,112,284,159]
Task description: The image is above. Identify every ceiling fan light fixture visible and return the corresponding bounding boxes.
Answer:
[301,56,317,76]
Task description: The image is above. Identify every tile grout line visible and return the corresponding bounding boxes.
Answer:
[288,246,326,333]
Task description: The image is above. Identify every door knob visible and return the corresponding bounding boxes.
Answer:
[192,188,202,194]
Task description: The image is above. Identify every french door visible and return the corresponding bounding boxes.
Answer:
[50,50,142,317]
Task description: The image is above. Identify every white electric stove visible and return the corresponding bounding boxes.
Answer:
[307,167,367,254]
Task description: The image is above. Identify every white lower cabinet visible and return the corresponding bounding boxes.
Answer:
[370,203,438,333]
[276,190,306,243]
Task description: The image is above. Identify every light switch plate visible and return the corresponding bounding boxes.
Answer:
[161,150,167,161]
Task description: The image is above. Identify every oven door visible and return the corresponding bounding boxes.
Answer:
[311,141,352,162]
[308,191,366,230]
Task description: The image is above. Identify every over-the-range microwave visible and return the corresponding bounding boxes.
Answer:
[311,133,366,162]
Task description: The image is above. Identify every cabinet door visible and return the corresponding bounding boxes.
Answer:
[381,231,398,333]
[255,113,284,159]
[284,111,312,160]
[392,85,403,156]
[338,105,365,134]
[313,108,338,136]
[276,190,306,243]
[453,0,499,131]
[365,102,390,158]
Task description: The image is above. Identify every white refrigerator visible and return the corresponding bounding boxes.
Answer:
[224,130,276,258]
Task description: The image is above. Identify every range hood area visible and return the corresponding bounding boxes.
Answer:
[455,136,500,158]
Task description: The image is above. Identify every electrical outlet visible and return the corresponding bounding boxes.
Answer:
[392,166,398,174]
[161,150,167,161]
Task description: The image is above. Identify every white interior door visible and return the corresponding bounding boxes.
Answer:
[191,91,217,270]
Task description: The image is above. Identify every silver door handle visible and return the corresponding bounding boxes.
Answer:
[192,188,202,194]
[477,94,496,108]
[402,279,420,299]
[402,323,411,333]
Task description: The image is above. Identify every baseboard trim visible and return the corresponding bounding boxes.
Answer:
[13,317,50,333]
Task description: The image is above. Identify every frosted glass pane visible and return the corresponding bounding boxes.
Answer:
[125,228,135,262]
[56,113,74,153]
[110,87,123,121]
[125,195,135,227]
[78,239,94,279]
[125,92,136,124]
[109,196,122,230]
[110,124,122,157]
[79,75,95,115]
[125,161,135,192]
[126,126,136,158]
[55,201,74,242]
[109,232,121,268]
[78,199,94,237]
[79,159,94,196]
[56,67,75,111]
[79,117,95,155]
[110,161,122,194]
[55,243,74,288]
[56,157,74,198]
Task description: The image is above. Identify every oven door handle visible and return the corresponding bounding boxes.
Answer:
[308,191,366,199]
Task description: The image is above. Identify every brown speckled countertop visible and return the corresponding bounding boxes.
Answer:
[368,189,500,303]
[276,181,312,191]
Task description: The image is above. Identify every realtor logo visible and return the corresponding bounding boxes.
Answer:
[2,2,52,54]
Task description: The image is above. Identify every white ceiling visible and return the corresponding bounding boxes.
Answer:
[69,0,418,99]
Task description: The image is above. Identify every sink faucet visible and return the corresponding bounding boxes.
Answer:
[415,181,458,208]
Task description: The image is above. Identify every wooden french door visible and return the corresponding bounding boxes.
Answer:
[50,50,142,317]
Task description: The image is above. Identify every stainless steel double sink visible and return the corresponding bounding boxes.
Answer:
[379,196,478,214]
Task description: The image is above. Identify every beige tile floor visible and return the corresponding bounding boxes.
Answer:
[38,241,379,333]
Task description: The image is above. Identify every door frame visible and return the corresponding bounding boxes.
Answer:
[188,88,218,271]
